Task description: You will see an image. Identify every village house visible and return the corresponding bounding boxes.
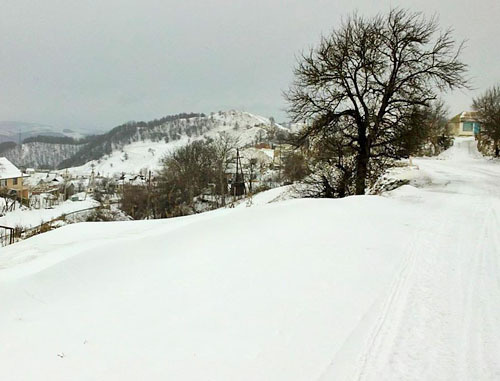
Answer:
[0,157,29,199]
[448,111,481,136]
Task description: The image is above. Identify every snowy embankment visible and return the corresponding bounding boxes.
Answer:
[235,185,295,208]
[1,137,500,380]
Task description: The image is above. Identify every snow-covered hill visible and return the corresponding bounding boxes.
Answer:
[1,138,499,380]
[65,110,287,176]
[0,111,287,173]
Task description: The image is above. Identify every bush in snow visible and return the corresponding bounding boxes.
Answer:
[282,151,309,183]
[473,84,500,157]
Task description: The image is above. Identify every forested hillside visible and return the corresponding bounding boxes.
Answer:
[0,135,90,169]
[58,113,206,168]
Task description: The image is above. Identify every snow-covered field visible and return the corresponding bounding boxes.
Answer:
[1,138,499,380]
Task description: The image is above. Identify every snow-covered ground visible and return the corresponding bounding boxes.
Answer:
[236,185,295,208]
[0,196,98,229]
[1,137,499,380]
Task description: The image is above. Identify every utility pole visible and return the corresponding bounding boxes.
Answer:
[234,149,239,203]
[231,148,246,202]
[147,170,152,219]
[278,138,283,186]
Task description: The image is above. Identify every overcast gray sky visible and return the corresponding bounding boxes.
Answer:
[1,0,498,131]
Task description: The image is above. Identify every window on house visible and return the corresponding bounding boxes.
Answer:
[13,178,18,185]
[462,122,473,132]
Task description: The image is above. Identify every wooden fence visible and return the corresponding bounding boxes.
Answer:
[0,225,15,247]
[0,205,102,248]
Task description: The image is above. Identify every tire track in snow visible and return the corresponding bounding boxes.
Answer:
[352,139,500,380]
[354,230,421,381]
[351,204,458,381]
[458,204,492,380]
[461,203,500,379]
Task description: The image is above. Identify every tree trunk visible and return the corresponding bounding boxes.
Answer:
[355,131,370,195]
[495,140,499,157]
[218,166,225,207]
[355,153,369,195]
[321,175,335,198]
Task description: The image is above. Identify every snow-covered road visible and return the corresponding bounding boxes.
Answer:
[332,138,500,380]
[1,138,499,380]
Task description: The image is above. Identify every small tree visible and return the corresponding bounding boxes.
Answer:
[286,9,468,195]
[473,84,500,157]
[120,184,149,219]
[283,151,309,183]
[395,100,452,157]
[300,130,357,198]
[213,133,238,206]
[423,100,453,154]
[156,140,218,216]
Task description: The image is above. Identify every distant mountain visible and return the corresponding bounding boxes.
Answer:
[0,121,87,143]
[0,123,91,169]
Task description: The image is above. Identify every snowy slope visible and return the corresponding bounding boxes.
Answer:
[1,137,500,380]
[0,197,418,380]
[65,110,286,177]
[67,138,191,177]
[236,185,295,208]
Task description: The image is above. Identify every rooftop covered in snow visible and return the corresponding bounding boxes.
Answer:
[0,157,22,180]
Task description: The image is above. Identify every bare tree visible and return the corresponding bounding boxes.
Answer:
[393,99,452,157]
[282,151,309,183]
[156,140,218,216]
[473,84,500,157]
[424,100,453,155]
[121,184,149,220]
[285,9,468,195]
[213,132,239,206]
